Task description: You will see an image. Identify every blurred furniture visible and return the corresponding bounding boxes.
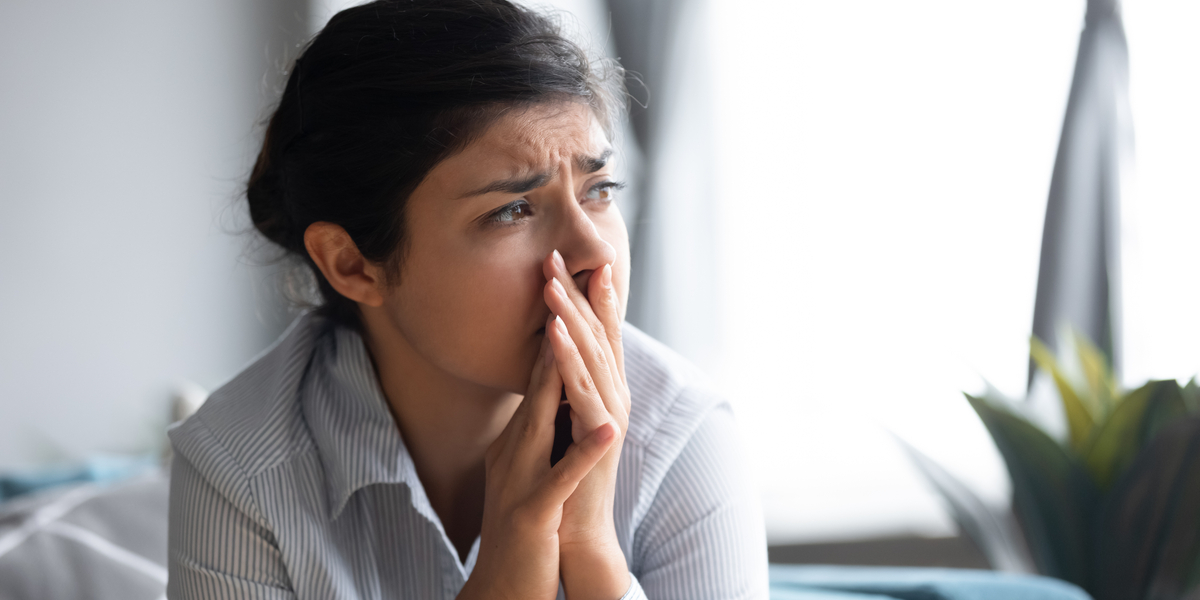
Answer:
[770,565,1090,600]
[0,474,168,599]
[0,475,1094,600]
[0,455,159,503]
[769,536,990,570]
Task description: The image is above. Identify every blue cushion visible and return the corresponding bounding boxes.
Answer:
[770,565,1092,600]
[0,455,159,503]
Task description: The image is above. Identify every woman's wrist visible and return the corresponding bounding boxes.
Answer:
[559,538,631,600]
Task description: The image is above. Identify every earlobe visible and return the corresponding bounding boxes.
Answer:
[303,222,386,308]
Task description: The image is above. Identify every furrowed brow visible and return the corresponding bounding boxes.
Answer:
[460,171,554,198]
[575,148,613,174]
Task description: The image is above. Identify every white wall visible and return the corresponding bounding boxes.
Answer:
[0,0,305,470]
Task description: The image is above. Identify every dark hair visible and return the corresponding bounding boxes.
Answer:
[247,0,624,328]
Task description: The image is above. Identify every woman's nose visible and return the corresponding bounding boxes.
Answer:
[556,206,616,296]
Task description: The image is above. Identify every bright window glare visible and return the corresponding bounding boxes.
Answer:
[1122,0,1200,388]
[709,0,1084,543]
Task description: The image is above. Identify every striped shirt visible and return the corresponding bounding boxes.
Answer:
[167,313,769,599]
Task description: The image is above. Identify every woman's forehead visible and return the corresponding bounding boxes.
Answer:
[416,102,614,204]
[462,103,610,174]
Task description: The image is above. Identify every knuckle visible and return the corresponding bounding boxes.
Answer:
[588,345,609,369]
[589,318,607,340]
[599,285,616,306]
[519,418,540,442]
[572,371,595,395]
[587,353,615,385]
[608,326,623,345]
[511,420,540,448]
[564,338,584,363]
[551,464,573,487]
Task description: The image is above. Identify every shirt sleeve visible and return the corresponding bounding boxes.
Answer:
[619,573,647,600]
[630,404,770,600]
[167,453,296,600]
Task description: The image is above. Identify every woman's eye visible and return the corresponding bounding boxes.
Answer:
[486,199,533,224]
[584,180,626,203]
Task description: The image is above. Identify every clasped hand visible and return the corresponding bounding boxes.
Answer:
[459,250,631,600]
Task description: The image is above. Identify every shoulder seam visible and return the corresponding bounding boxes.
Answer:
[643,384,725,451]
[187,413,272,527]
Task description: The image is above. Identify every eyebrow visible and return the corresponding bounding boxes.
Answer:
[459,148,614,199]
[576,148,613,174]
[460,172,553,198]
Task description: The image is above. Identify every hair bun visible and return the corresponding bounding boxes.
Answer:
[246,117,299,253]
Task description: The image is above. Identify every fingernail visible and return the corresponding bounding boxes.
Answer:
[601,264,613,289]
[594,422,615,444]
[552,249,566,272]
[555,315,567,334]
[551,277,567,299]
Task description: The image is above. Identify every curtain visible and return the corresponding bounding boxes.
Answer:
[1030,0,1132,384]
[606,0,721,369]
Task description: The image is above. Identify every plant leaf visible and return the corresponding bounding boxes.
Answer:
[1182,377,1199,414]
[1073,331,1119,417]
[966,393,1098,586]
[1031,336,1096,453]
[1140,380,1189,449]
[894,433,1036,573]
[1083,380,1186,491]
[1090,416,1200,600]
[1186,549,1200,598]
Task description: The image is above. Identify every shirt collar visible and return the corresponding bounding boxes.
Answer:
[300,322,440,524]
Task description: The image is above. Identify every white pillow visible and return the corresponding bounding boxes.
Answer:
[0,474,169,600]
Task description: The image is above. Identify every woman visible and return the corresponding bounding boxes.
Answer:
[167,1,768,598]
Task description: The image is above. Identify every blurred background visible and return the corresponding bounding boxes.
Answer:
[1,0,1197,563]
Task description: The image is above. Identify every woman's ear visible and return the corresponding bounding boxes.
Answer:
[303,222,386,308]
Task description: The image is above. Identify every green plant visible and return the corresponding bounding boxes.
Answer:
[914,333,1200,599]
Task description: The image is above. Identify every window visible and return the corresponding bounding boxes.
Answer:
[707,0,1198,543]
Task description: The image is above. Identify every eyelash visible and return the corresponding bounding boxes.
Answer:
[484,180,626,226]
[585,180,626,203]
[485,198,533,226]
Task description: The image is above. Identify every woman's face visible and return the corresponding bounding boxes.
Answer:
[375,101,630,394]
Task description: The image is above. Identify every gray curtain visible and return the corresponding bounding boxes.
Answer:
[607,0,720,368]
[1030,0,1132,384]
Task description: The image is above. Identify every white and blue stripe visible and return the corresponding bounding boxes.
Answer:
[167,313,769,599]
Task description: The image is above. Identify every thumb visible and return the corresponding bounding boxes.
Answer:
[537,421,617,509]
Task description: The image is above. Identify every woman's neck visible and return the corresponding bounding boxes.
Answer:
[358,308,522,561]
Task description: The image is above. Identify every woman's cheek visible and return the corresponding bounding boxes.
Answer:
[465,246,545,334]
[476,261,548,388]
